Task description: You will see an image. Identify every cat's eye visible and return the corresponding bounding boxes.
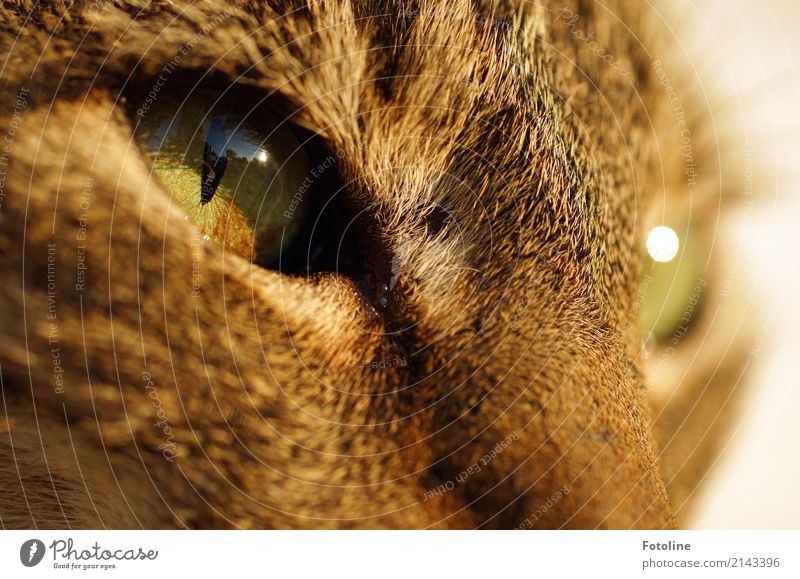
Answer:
[125,81,391,306]
[128,87,313,265]
[639,225,706,344]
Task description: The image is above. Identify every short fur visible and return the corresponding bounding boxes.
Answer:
[0,0,747,528]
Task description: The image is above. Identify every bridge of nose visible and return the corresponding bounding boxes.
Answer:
[393,303,674,529]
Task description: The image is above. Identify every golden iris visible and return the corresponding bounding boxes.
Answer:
[132,88,312,264]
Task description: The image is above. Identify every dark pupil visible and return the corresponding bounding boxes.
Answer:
[200,118,228,204]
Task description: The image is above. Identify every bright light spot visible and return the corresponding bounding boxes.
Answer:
[646,226,680,263]
[255,149,269,163]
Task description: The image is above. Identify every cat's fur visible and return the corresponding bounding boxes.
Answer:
[0,0,746,528]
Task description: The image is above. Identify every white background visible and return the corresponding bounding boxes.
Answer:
[0,531,797,577]
[674,0,800,529]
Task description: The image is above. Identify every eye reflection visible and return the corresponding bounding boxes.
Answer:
[646,226,680,263]
[200,118,228,204]
[131,88,314,264]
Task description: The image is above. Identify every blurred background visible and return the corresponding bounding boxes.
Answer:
[668,0,800,529]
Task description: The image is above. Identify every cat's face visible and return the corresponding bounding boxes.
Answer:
[0,0,744,528]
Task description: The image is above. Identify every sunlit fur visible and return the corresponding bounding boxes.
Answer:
[0,0,746,528]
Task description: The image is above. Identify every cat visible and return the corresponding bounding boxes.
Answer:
[0,0,748,529]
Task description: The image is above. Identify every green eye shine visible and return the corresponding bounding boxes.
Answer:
[639,226,706,344]
[131,88,312,264]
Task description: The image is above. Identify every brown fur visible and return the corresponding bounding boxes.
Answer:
[0,0,746,528]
